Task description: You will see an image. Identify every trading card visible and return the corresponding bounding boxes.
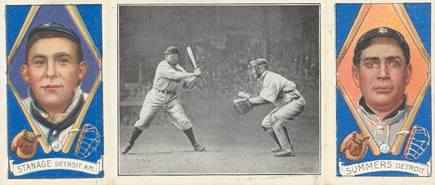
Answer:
[336,3,431,176]
[6,5,103,178]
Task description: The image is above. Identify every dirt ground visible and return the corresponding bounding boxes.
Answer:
[118,90,319,175]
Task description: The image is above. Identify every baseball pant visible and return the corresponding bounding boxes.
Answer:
[261,97,306,128]
[134,89,192,130]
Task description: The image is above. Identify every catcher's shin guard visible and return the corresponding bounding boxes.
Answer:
[272,122,294,156]
[264,127,282,152]
[282,126,291,145]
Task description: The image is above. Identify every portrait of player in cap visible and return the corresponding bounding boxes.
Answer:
[9,7,101,165]
[10,22,93,159]
[341,27,413,158]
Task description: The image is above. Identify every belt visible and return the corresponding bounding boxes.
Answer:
[154,88,176,95]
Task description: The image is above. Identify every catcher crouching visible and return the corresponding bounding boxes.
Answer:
[235,58,306,157]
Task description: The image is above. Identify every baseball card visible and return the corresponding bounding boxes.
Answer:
[336,3,431,176]
[6,5,103,178]
[0,0,435,185]
[117,4,320,177]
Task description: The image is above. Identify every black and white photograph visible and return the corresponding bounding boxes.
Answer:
[118,4,320,175]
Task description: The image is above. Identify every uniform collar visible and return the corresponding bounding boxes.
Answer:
[165,60,180,69]
[357,94,408,123]
[29,87,84,124]
[260,70,270,81]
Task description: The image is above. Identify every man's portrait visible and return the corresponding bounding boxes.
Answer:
[349,27,412,154]
[21,23,88,121]
[7,5,102,178]
[336,4,430,176]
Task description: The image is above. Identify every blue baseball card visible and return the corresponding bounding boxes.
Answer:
[7,5,103,178]
[336,3,431,176]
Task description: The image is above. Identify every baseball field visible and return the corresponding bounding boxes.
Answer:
[119,88,319,175]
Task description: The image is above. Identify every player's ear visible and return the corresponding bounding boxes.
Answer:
[78,61,88,80]
[20,64,30,84]
[352,65,360,87]
[405,63,412,85]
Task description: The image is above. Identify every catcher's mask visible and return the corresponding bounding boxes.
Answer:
[403,125,430,161]
[248,58,269,78]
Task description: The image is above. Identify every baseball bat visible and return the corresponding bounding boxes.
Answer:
[390,4,431,156]
[187,46,198,69]
[62,73,101,153]
[391,75,431,155]
[337,77,380,156]
[8,79,51,154]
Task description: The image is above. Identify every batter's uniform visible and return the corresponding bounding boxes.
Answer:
[134,60,196,131]
[121,46,205,154]
[259,70,306,152]
[356,95,411,154]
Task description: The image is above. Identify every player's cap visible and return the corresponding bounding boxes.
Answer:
[28,22,81,43]
[356,27,406,47]
[164,46,179,55]
[354,27,410,65]
[249,58,268,67]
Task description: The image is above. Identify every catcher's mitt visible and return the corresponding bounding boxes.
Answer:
[74,123,101,159]
[11,129,41,160]
[233,98,253,114]
[339,131,369,161]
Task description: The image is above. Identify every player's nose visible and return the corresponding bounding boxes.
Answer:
[45,60,58,78]
[377,61,390,80]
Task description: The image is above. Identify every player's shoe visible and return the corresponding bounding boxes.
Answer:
[121,143,132,155]
[271,147,282,153]
[193,144,206,151]
[273,148,295,157]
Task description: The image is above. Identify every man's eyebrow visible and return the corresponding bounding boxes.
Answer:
[32,54,47,60]
[53,52,73,58]
[362,57,379,62]
[386,56,403,61]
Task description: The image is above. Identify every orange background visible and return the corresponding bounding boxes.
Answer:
[337,4,430,107]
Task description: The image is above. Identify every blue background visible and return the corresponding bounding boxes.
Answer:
[336,3,431,176]
[7,5,103,179]
[7,5,102,98]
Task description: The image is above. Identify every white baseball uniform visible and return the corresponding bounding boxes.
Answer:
[356,95,411,154]
[24,87,88,152]
[134,60,196,130]
[259,71,306,128]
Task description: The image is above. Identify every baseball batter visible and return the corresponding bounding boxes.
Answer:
[244,58,306,157]
[121,46,205,154]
